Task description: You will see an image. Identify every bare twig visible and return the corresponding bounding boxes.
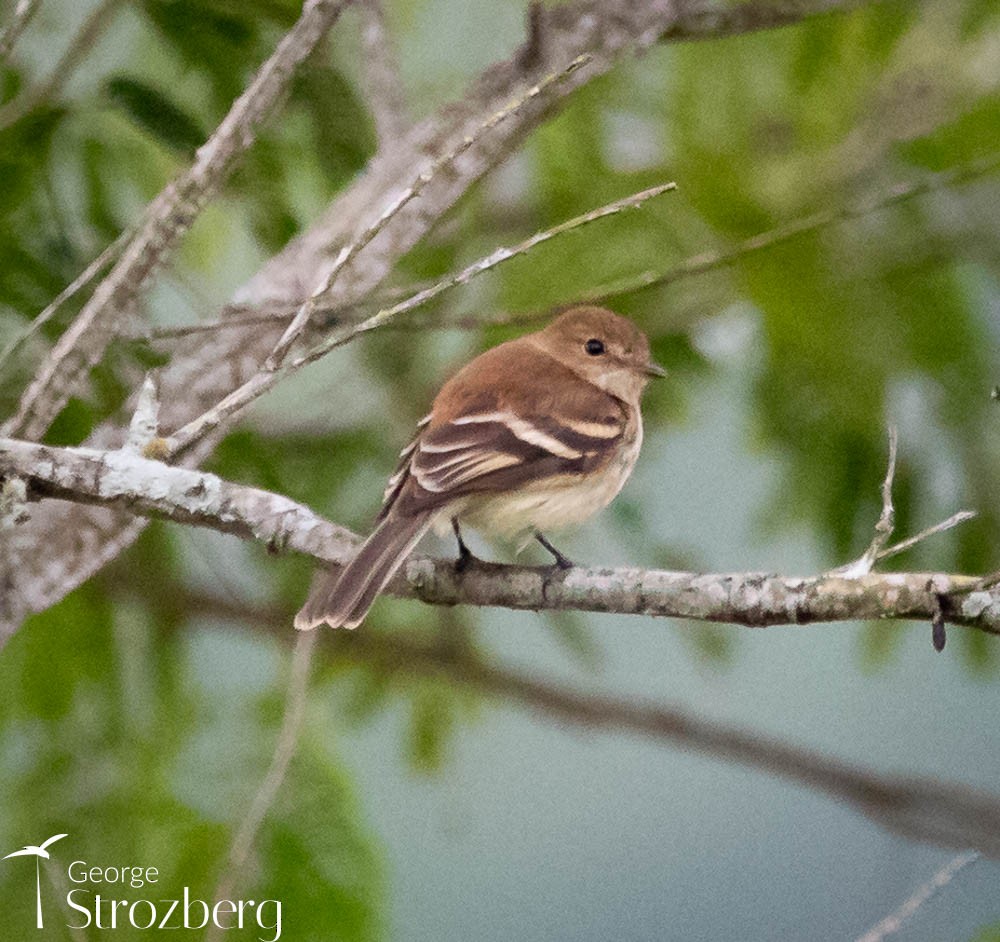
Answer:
[123,293,535,345]
[105,582,1000,863]
[209,630,316,933]
[161,592,1000,862]
[171,180,676,458]
[0,0,127,129]
[319,182,676,343]
[359,0,408,148]
[581,150,1000,305]
[4,0,355,442]
[0,437,358,559]
[831,426,897,578]
[139,148,1000,354]
[126,312,290,343]
[264,53,591,370]
[125,152,1000,349]
[125,373,160,453]
[0,0,40,62]
[3,435,998,637]
[0,229,130,380]
[875,510,977,563]
[334,632,1000,859]
[854,850,981,942]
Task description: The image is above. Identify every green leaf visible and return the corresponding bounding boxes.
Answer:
[81,137,124,239]
[294,65,377,188]
[406,681,456,772]
[105,76,206,155]
[898,94,1000,171]
[140,0,261,104]
[0,105,65,212]
[42,396,95,446]
[682,624,734,665]
[0,581,114,722]
[970,924,1000,942]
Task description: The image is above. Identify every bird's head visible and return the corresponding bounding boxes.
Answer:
[533,306,665,402]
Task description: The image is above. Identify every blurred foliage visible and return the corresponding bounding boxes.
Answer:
[0,551,383,939]
[2,0,1000,937]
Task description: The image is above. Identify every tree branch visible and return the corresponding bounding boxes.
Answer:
[123,151,1000,348]
[208,631,316,940]
[3,0,354,441]
[854,850,981,942]
[333,631,1000,860]
[2,436,995,642]
[0,0,127,129]
[358,0,408,149]
[0,0,40,62]
[262,53,592,372]
[129,590,1000,862]
[580,149,1000,306]
[831,426,897,578]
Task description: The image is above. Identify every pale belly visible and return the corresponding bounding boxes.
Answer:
[431,422,642,546]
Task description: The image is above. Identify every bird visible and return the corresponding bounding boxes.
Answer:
[294,305,664,631]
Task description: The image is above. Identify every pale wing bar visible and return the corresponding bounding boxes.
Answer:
[410,409,625,495]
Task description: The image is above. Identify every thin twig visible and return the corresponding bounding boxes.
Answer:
[0,229,130,380]
[0,0,127,129]
[4,0,354,442]
[359,0,408,149]
[138,152,1000,349]
[854,850,981,942]
[264,53,591,370]
[168,180,676,458]
[127,312,291,343]
[209,630,316,925]
[831,426,897,578]
[123,295,532,345]
[875,510,977,562]
[0,0,40,62]
[581,150,1000,304]
[318,182,676,344]
[125,373,160,453]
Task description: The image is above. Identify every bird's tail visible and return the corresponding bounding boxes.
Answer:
[294,509,434,630]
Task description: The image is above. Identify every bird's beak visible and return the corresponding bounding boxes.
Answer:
[643,360,667,379]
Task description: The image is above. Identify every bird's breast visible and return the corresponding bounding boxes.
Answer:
[445,415,642,544]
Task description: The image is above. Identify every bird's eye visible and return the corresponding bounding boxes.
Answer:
[585,338,605,356]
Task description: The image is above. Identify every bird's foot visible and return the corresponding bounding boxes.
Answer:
[454,543,485,574]
[535,531,574,570]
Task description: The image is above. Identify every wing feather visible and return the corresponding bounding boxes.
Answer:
[384,408,626,516]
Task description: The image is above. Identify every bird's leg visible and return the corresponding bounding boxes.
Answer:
[452,518,481,573]
[535,531,574,570]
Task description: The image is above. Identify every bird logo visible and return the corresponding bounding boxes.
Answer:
[3,833,68,929]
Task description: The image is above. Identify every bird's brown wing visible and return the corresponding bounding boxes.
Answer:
[377,349,629,521]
